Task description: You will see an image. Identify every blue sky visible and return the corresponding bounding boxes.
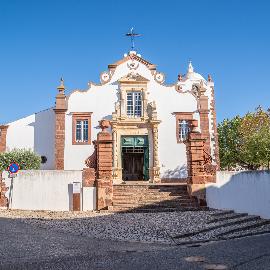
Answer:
[0,0,269,123]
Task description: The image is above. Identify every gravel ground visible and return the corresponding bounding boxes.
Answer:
[0,209,215,244]
[1,209,269,245]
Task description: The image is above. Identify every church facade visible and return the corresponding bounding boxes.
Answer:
[0,51,219,185]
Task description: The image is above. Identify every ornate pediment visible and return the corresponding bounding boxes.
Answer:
[118,73,149,84]
[108,53,156,71]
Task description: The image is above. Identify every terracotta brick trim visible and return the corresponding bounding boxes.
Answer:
[210,86,220,169]
[173,112,194,143]
[72,112,92,145]
[0,125,9,153]
[0,173,8,207]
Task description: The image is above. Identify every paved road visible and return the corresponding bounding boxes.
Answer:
[0,217,270,270]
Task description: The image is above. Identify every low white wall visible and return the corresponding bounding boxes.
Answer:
[206,171,270,219]
[2,170,96,211]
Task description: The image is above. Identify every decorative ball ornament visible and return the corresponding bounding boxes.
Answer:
[127,61,139,70]
[100,72,111,84]
[154,72,165,83]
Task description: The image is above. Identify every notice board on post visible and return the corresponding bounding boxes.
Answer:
[73,182,81,211]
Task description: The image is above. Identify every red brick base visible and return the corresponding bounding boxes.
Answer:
[96,130,113,210]
[0,125,8,153]
[186,131,216,205]
[0,173,8,207]
[83,120,113,210]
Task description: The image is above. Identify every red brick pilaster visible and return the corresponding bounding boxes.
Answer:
[198,93,211,154]
[96,121,113,210]
[0,125,9,153]
[0,173,8,208]
[210,86,220,170]
[54,79,67,170]
[186,132,206,185]
[186,128,216,206]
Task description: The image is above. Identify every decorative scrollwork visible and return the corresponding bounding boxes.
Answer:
[85,148,97,169]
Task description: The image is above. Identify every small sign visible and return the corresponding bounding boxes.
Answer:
[7,162,20,174]
[72,182,81,211]
[73,182,81,194]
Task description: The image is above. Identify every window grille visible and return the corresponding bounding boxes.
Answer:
[179,120,190,141]
[126,92,142,117]
[122,147,144,153]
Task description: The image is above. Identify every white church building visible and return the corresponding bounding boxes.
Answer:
[0,50,219,185]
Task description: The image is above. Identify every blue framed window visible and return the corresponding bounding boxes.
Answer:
[76,120,89,142]
[179,120,190,141]
[127,92,142,117]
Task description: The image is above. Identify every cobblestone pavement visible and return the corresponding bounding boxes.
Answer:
[0,209,269,245]
[0,214,270,270]
[0,209,214,244]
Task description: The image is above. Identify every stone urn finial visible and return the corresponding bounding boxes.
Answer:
[99,119,110,132]
[191,119,199,132]
[57,77,65,94]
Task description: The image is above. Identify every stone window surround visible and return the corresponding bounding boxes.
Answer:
[119,87,148,121]
[126,91,142,117]
[174,112,194,143]
[72,112,92,145]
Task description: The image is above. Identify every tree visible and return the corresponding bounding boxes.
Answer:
[0,149,41,172]
[239,106,270,170]
[218,116,242,170]
[218,107,270,170]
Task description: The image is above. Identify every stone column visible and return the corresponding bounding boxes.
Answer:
[149,122,161,183]
[111,125,121,183]
[0,125,8,153]
[53,79,67,170]
[96,120,113,210]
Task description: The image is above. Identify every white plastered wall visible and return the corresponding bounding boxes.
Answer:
[206,171,270,219]
[64,56,211,179]
[2,170,96,211]
[5,108,55,169]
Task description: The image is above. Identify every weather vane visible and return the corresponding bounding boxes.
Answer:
[126,27,141,51]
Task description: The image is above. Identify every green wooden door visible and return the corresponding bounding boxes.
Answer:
[143,146,149,180]
[121,136,149,181]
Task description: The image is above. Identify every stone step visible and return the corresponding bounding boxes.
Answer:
[216,219,270,237]
[113,191,188,196]
[112,194,189,200]
[112,194,191,200]
[112,183,200,212]
[220,223,270,239]
[109,206,207,213]
[113,186,188,191]
[173,215,261,239]
[113,187,188,190]
[208,212,248,224]
[112,202,198,208]
[210,210,234,217]
[112,198,195,204]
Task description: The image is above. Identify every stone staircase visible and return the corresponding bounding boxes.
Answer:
[172,210,270,244]
[110,183,204,213]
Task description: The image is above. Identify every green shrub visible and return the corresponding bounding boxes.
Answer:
[0,149,41,171]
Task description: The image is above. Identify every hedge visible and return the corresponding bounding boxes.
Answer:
[0,149,41,171]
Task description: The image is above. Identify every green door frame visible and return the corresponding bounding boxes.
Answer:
[121,135,149,181]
